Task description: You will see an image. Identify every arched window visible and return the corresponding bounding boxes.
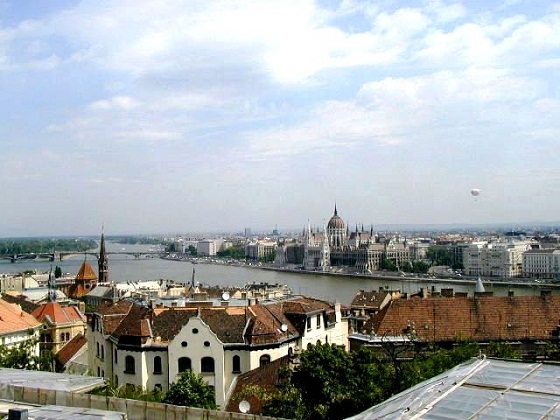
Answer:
[65,333,70,341]
[259,354,271,367]
[232,355,241,373]
[125,356,135,374]
[154,356,162,374]
[201,357,215,373]
[60,333,65,342]
[178,357,191,373]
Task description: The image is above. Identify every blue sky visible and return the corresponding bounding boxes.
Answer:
[1,0,559,236]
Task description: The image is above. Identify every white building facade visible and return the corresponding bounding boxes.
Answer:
[87,296,348,409]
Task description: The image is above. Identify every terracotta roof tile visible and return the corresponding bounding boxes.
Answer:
[0,298,41,334]
[151,308,198,342]
[226,355,291,414]
[200,308,246,343]
[1,294,40,314]
[32,302,85,325]
[351,290,389,310]
[111,304,152,343]
[56,332,87,366]
[373,295,560,342]
[75,260,98,281]
[95,300,134,335]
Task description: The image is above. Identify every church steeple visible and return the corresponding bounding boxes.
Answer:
[98,226,109,283]
[47,266,57,302]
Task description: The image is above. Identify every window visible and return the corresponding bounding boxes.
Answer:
[259,355,271,367]
[306,318,312,331]
[60,333,65,342]
[154,384,162,392]
[101,345,105,360]
[114,375,118,387]
[316,314,321,328]
[65,332,70,341]
[204,341,210,347]
[201,357,215,373]
[125,356,135,374]
[178,357,191,373]
[232,355,241,373]
[154,356,162,374]
[192,328,199,334]
[114,349,118,364]
[96,343,100,357]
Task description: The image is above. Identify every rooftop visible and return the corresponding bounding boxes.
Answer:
[347,357,560,419]
[0,368,105,393]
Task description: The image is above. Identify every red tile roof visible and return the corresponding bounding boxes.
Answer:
[226,355,291,414]
[351,290,390,310]
[32,302,85,325]
[372,295,560,342]
[0,298,41,334]
[75,260,98,281]
[56,332,87,367]
[95,300,135,335]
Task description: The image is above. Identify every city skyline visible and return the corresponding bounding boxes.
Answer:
[1,1,559,237]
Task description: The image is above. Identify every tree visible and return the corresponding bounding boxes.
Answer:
[380,258,398,271]
[54,266,62,278]
[0,338,48,371]
[485,342,520,359]
[264,344,388,420]
[163,369,218,409]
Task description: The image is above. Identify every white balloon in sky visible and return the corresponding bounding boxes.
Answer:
[470,188,481,197]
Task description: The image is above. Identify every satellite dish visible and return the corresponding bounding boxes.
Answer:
[280,324,288,332]
[221,292,230,301]
[239,400,250,413]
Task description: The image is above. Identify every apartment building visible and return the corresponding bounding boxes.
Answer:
[87,296,347,408]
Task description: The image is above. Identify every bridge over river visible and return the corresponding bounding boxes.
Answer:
[0,251,170,263]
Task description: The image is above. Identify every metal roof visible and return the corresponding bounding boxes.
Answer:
[0,368,105,393]
[347,357,560,419]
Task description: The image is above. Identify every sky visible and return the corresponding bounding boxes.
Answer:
[1,0,560,237]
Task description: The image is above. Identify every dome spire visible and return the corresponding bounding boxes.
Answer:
[334,202,338,216]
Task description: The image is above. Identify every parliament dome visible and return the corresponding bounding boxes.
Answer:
[327,205,345,229]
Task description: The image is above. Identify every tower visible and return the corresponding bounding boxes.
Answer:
[98,228,109,283]
[327,203,346,248]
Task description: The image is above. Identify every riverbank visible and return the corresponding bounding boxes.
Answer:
[160,255,560,290]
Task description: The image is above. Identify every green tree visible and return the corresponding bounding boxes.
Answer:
[91,384,163,402]
[0,338,45,370]
[187,245,198,256]
[266,344,388,420]
[380,258,398,271]
[54,266,62,278]
[485,342,520,359]
[216,245,244,259]
[163,369,218,409]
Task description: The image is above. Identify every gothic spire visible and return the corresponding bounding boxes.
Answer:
[98,226,109,283]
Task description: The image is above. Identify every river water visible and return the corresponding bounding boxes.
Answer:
[1,242,556,305]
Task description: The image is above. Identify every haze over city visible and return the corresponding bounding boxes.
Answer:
[1,1,559,237]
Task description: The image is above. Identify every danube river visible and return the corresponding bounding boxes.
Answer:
[1,242,557,305]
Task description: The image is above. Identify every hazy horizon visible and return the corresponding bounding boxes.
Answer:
[2,1,559,237]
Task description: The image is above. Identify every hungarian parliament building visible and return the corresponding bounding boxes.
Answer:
[274,205,412,273]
